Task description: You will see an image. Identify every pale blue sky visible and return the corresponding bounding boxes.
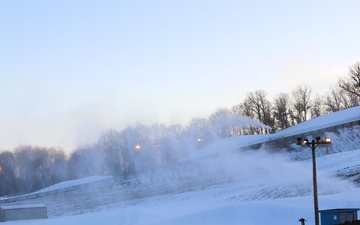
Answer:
[1,1,359,152]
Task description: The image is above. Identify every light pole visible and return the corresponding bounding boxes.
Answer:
[297,137,332,225]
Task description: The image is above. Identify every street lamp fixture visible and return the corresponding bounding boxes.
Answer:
[296,136,332,225]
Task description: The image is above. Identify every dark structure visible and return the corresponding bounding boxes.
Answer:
[0,204,47,222]
[320,208,360,225]
[299,217,307,225]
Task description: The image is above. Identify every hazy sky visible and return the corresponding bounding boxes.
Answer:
[1,1,360,152]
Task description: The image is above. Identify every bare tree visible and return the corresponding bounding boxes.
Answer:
[346,92,360,107]
[324,85,360,113]
[0,151,18,196]
[239,90,275,129]
[12,145,68,193]
[273,93,291,130]
[68,145,104,179]
[233,101,254,118]
[324,86,346,113]
[291,84,313,123]
[338,62,360,97]
[311,95,324,118]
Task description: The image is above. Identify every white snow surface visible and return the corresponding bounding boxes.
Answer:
[274,106,360,138]
[34,176,113,193]
[196,106,360,157]
[3,107,360,225]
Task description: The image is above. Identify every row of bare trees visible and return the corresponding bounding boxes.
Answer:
[231,62,360,131]
[232,83,359,132]
[0,146,67,196]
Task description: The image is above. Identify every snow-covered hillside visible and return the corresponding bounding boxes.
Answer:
[2,107,360,225]
[4,148,360,225]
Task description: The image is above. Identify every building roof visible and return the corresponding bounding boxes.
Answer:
[319,208,360,213]
[0,203,46,210]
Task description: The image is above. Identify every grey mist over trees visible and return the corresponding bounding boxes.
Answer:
[0,146,67,196]
[0,62,360,197]
[0,115,271,196]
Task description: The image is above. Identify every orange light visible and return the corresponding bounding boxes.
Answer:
[324,137,332,143]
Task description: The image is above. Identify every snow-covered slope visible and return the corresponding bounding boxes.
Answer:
[3,107,360,225]
[4,148,360,225]
[197,106,360,158]
[273,106,360,139]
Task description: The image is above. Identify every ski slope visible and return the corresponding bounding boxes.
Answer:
[198,106,360,157]
[2,107,360,225]
[4,149,360,225]
[273,106,360,140]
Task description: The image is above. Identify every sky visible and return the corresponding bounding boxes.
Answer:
[1,1,360,153]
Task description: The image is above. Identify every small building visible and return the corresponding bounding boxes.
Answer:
[320,208,360,225]
[0,204,47,222]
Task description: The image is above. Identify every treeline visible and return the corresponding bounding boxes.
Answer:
[1,62,359,196]
[0,146,67,196]
[232,83,359,131]
[0,117,266,196]
[232,62,360,131]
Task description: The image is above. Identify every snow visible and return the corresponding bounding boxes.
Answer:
[4,150,359,225]
[34,176,113,194]
[2,107,360,225]
[4,190,360,225]
[1,176,112,203]
[197,106,360,158]
[272,106,360,139]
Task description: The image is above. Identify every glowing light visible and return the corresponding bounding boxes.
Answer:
[135,144,141,150]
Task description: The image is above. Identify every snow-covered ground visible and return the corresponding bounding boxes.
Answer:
[34,176,113,194]
[3,148,359,225]
[2,107,360,225]
[1,176,113,203]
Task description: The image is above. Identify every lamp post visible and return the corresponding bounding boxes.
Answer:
[296,137,332,225]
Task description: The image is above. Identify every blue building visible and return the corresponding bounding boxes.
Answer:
[320,208,360,225]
